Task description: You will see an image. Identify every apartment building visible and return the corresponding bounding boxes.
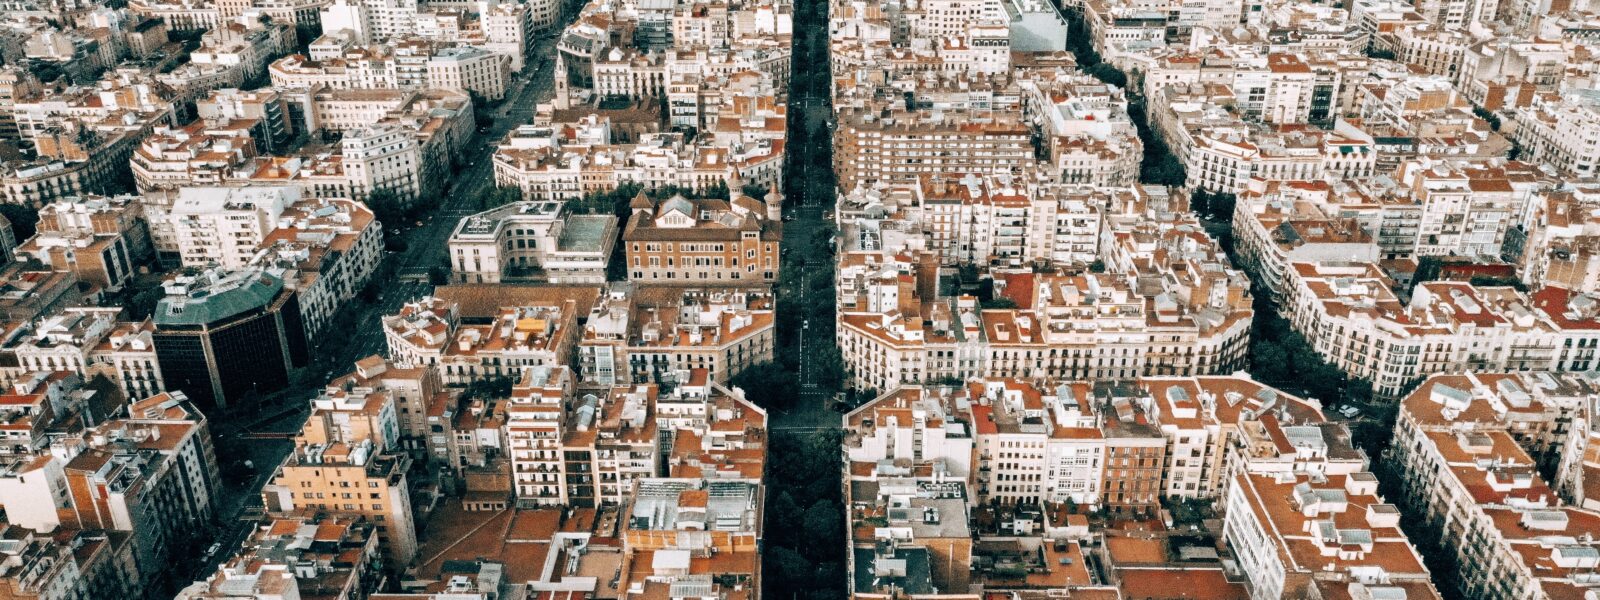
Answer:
[492,126,785,201]
[11,309,165,400]
[622,477,764,595]
[1454,38,1564,111]
[234,88,471,205]
[1394,25,1469,78]
[0,264,83,323]
[553,0,792,108]
[1278,261,1600,399]
[1390,372,1600,599]
[177,513,381,600]
[1143,50,1342,127]
[176,15,296,98]
[332,355,443,452]
[0,527,141,600]
[130,121,260,192]
[382,296,458,371]
[271,38,510,100]
[845,372,1360,515]
[253,197,384,339]
[1094,383,1167,516]
[838,277,1252,392]
[846,475,974,598]
[1230,184,1384,301]
[262,387,418,563]
[121,391,225,515]
[560,383,661,507]
[337,124,422,202]
[839,190,1252,392]
[504,361,766,510]
[158,185,299,270]
[836,366,1409,597]
[505,364,573,507]
[426,46,512,101]
[969,380,1105,507]
[384,296,578,385]
[454,303,578,385]
[0,385,223,596]
[1019,72,1142,187]
[1222,470,1441,599]
[1519,190,1600,294]
[621,288,773,385]
[843,386,976,481]
[0,73,174,207]
[18,195,149,292]
[1152,84,1376,194]
[575,286,775,386]
[833,108,1034,192]
[1512,90,1600,180]
[195,87,295,154]
[61,412,224,591]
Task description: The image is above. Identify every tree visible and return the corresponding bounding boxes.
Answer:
[476,186,522,211]
[1143,153,1187,186]
[366,188,407,229]
[764,546,813,592]
[1472,105,1502,131]
[469,91,496,128]
[126,284,166,321]
[0,204,38,241]
[462,376,514,401]
[1084,63,1127,87]
[813,345,847,393]
[702,179,730,201]
[766,491,805,549]
[1365,46,1397,60]
[1249,338,1291,385]
[1411,256,1444,294]
[803,502,844,558]
[1211,193,1237,222]
[360,259,397,303]
[427,266,451,285]
[605,250,628,281]
[809,563,845,600]
[1469,275,1527,291]
[980,296,1015,310]
[729,361,798,411]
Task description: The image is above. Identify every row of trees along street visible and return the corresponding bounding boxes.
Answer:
[754,0,848,597]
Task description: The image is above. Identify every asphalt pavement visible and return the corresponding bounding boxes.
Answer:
[768,0,841,431]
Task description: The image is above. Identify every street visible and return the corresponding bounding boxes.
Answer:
[769,0,840,430]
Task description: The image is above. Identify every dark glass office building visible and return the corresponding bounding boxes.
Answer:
[152,269,309,415]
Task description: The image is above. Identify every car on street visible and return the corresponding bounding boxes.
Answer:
[1338,405,1361,418]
